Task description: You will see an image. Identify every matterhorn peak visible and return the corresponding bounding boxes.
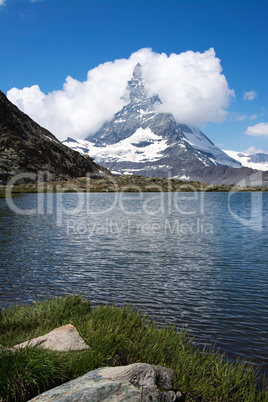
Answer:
[132,63,143,80]
[127,63,147,103]
[64,62,242,184]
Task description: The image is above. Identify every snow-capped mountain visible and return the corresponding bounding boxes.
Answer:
[224,150,268,171]
[63,63,241,179]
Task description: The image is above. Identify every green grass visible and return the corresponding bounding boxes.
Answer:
[0,295,267,401]
[0,190,22,199]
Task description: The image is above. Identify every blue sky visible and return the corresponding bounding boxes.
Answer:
[0,0,267,152]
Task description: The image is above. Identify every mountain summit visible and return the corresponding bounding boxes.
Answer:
[64,64,244,180]
[128,63,148,102]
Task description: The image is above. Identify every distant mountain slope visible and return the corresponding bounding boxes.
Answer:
[64,63,241,180]
[0,91,109,183]
[64,136,268,186]
[224,150,268,171]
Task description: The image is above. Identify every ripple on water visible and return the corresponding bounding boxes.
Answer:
[0,192,267,375]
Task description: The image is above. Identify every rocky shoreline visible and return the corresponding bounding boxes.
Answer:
[1,173,268,200]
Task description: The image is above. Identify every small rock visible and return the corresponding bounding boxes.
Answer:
[13,324,90,352]
[176,390,183,400]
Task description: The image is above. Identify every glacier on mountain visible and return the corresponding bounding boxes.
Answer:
[224,150,268,171]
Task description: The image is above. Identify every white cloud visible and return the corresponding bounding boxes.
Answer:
[245,122,268,136]
[244,146,264,154]
[243,90,257,101]
[0,0,42,5]
[7,47,234,141]
[249,114,258,120]
[235,115,246,122]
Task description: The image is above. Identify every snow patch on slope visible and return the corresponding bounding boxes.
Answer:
[183,125,213,151]
[224,150,268,171]
[183,126,241,168]
[63,128,168,163]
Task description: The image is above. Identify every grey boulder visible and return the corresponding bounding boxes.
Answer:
[29,362,180,401]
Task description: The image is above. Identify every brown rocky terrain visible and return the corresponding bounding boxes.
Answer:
[0,91,110,184]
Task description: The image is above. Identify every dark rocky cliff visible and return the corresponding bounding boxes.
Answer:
[0,91,110,183]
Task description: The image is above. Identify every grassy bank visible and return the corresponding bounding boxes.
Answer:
[0,295,267,401]
[0,189,24,199]
[1,174,268,198]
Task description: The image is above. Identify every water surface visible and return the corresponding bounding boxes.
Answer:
[0,191,267,374]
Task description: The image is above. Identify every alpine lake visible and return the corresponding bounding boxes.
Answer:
[0,179,267,378]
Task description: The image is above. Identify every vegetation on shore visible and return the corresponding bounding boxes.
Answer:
[1,174,268,199]
[0,295,267,401]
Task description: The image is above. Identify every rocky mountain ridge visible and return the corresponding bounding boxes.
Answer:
[0,91,110,184]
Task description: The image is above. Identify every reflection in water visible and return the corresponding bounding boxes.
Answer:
[0,192,267,373]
